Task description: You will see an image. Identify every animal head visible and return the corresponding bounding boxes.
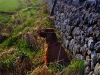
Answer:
[38,28,54,37]
[38,28,58,44]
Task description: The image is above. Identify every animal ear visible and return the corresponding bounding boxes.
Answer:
[45,28,54,32]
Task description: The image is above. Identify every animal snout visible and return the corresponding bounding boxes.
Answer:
[38,31,47,38]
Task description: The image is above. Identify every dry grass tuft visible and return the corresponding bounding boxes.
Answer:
[15,55,32,75]
[41,4,50,14]
[65,49,72,61]
[31,65,56,75]
[0,48,17,58]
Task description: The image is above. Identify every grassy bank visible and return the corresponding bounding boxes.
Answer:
[0,0,43,25]
[0,0,54,74]
[0,0,20,12]
[0,14,11,25]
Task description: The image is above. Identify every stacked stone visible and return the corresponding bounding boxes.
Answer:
[53,0,100,75]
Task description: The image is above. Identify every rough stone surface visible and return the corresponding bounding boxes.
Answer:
[47,0,100,74]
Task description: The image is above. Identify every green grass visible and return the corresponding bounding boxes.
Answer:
[0,0,45,26]
[65,60,85,75]
[0,14,10,25]
[0,0,20,25]
[0,0,20,12]
[31,0,43,7]
[0,0,41,26]
[0,36,18,48]
[48,63,66,72]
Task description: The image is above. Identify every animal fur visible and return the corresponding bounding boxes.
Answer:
[38,28,70,65]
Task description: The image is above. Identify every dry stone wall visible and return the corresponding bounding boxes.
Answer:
[48,0,100,75]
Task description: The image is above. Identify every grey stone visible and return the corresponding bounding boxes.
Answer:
[97,53,100,61]
[94,63,100,75]
[69,39,75,52]
[88,37,94,49]
[91,51,97,71]
[94,27,100,41]
[88,71,94,75]
[73,43,81,54]
[63,36,69,48]
[84,59,91,67]
[86,27,93,36]
[85,66,91,74]
[49,0,100,73]
[75,54,84,60]
[94,41,100,52]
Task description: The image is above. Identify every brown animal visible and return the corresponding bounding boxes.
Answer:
[38,28,70,65]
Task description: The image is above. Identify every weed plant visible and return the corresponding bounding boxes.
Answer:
[65,60,85,75]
